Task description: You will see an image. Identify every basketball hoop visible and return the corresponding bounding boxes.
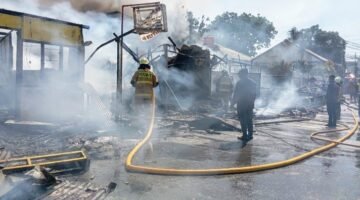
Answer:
[133,3,167,41]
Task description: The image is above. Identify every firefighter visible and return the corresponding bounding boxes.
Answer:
[231,68,257,141]
[131,58,159,110]
[215,70,233,112]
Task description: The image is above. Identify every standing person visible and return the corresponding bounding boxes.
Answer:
[349,78,358,103]
[358,79,360,119]
[357,78,360,119]
[353,79,359,103]
[131,57,159,112]
[215,70,233,112]
[231,68,257,141]
[335,76,343,120]
[326,75,340,127]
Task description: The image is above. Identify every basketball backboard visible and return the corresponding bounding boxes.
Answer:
[133,3,167,35]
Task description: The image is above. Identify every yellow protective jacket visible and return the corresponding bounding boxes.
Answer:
[131,69,158,98]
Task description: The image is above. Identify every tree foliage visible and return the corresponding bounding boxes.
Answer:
[208,12,277,56]
[289,25,346,65]
[186,11,210,44]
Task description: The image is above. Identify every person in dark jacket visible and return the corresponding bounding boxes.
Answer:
[326,75,340,127]
[231,68,257,141]
[335,76,343,120]
[358,85,360,119]
[358,79,360,119]
[349,78,358,103]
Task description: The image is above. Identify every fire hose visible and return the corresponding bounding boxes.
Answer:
[308,101,360,148]
[310,122,360,148]
[125,95,359,175]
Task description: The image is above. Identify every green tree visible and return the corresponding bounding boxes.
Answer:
[186,11,210,44]
[209,12,277,56]
[289,25,346,65]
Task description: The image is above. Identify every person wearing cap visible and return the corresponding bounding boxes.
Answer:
[215,70,233,112]
[131,58,159,108]
[326,75,340,127]
[231,68,257,141]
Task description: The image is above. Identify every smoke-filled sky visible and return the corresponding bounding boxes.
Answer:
[184,0,360,58]
[1,0,359,58]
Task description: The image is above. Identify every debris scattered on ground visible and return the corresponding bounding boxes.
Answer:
[68,136,122,160]
[25,166,56,186]
[0,166,115,200]
[0,148,11,160]
[40,180,111,200]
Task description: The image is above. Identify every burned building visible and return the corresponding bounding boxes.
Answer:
[252,39,335,86]
[166,44,212,100]
[251,39,334,112]
[0,9,88,122]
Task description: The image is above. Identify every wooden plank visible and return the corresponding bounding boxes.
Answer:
[0,13,22,29]
[22,16,83,46]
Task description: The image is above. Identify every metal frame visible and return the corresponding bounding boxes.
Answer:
[0,32,10,43]
[132,3,167,34]
[0,150,87,173]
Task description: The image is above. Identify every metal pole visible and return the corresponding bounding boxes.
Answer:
[116,5,125,119]
[117,2,161,119]
[15,31,23,119]
[163,45,169,112]
[40,43,45,79]
[59,46,64,71]
[85,29,134,65]
[115,38,120,120]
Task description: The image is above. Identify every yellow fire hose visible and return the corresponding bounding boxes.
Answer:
[125,96,359,175]
[310,125,360,148]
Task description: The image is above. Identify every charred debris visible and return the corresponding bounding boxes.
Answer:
[0,7,331,200]
[0,39,325,199]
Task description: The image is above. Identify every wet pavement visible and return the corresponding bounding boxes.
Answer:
[93,107,360,200]
[1,107,360,199]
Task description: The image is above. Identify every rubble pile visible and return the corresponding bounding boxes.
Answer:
[0,166,113,200]
[255,107,318,120]
[159,113,241,134]
[39,180,110,200]
[255,83,325,120]
[297,85,326,107]
[68,136,122,160]
[167,45,212,100]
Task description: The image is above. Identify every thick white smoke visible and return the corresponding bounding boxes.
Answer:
[0,0,196,122]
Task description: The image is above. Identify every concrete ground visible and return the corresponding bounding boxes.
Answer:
[1,105,360,200]
[90,107,360,200]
